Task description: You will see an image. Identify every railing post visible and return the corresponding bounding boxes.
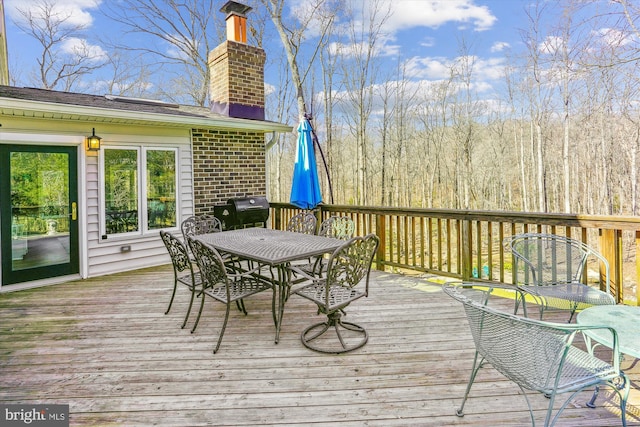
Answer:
[376,214,386,271]
[600,229,623,303]
[274,206,282,230]
[461,219,472,281]
[313,207,322,232]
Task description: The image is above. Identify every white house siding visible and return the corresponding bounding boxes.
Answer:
[0,92,290,288]
[85,125,193,278]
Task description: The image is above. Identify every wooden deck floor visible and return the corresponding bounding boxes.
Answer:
[1,265,638,426]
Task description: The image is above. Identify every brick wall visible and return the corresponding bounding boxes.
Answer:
[209,40,265,119]
[191,128,266,215]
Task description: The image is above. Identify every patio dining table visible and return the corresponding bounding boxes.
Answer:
[577,304,640,359]
[194,227,344,343]
[575,304,640,409]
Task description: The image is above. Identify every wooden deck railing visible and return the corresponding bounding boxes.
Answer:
[268,202,640,305]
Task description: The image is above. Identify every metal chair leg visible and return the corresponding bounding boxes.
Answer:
[181,287,196,329]
[165,279,177,315]
[300,311,368,354]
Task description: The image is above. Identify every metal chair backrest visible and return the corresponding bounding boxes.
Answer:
[325,234,379,298]
[188,237,227,288]
[181,214,223,240]
[443,284,629,426]
[318,216,355,240]
[160,230,194,276]
[446,285,571,391]
[504,233,609,288]
[286,212,317,235]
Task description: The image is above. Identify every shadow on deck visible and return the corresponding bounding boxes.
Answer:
[0,265,638,426]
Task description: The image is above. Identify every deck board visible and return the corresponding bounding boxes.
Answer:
[1,266,638,426]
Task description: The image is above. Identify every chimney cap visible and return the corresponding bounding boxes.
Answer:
[220,1,252,17]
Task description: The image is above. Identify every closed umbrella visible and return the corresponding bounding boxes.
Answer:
[290,118,323,210]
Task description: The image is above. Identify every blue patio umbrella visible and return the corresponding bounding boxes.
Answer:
[290,118,323,209]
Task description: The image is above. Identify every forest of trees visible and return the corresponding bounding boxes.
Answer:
[6,0,640,216]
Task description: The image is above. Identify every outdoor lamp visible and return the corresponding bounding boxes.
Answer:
[86,128,101,151]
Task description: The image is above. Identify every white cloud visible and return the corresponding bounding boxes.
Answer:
[61,37,107,61]
[382,0,497,33]
[405,56,453,80]
[286,0,496,40]
[328,37,400,58]
[291,0,496,61]
[539,36,564,55]
[420,37,436,48]
[491,42,510,53]
[264,82,276,97]
[595,27,635,48]
[473,57,506,80]
[5,0,102,27]
[405,55,505,81]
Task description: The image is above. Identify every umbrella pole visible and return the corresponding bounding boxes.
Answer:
[306,115,334,204]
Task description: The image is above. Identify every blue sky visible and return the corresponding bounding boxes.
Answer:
[2,0,545,104]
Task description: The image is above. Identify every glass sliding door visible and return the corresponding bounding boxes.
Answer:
[1,145,79,285]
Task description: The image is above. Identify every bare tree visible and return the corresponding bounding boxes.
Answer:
[338,0,391,205]
[448,38,483,209]
[265,49,298,201]
[260,0,336,119]
[520,0,556,213]
[258,0,339,207]
[102,0,222,106]
[14,0,105,91]
[318,13,341,203]
[99,49,158,98]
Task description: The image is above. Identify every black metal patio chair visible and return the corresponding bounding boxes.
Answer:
[318,215,355,240]
[286,211,317,235]
[187,237,274,354]
[297,215,357,277]
[160,230,201,329]
[290,233,379,353]
[181,214,223,241]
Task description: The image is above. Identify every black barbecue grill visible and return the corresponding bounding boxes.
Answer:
[214,196,269,230]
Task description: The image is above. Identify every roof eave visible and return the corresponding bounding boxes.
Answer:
[0,97,292,133]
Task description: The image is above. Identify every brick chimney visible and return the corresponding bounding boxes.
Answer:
[209,1,265,120]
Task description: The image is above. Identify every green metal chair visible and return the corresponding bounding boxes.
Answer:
[504,233,615,321]
[443,283,629,427]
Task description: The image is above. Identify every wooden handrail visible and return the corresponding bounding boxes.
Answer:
[268,202,640,305]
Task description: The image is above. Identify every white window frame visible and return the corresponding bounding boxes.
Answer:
[99,145,179,239]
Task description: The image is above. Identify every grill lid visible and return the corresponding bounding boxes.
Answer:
[225,196,270,227]
[228,196,269,212]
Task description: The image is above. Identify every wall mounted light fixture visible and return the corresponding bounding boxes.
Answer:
[86,128,102,151]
